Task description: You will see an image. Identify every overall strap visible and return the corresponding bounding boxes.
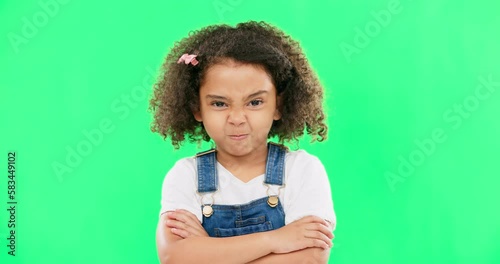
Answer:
[196,149,218,193]
[264,142,287,186]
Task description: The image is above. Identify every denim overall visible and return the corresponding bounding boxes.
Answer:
[196,142,286,237]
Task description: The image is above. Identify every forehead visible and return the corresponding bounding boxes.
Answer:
[200,60,275,96]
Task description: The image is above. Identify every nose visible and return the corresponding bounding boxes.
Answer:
[228,108,246,126]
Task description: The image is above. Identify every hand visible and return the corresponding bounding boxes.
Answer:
[164,209,209,238]
[267,215,334,254]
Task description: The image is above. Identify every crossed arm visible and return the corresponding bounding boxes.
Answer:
[156,209,334,264]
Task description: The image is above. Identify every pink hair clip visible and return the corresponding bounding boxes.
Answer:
[177,53,199,66]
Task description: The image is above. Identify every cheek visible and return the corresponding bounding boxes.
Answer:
[248,111,275,128]
[201,112,225,132]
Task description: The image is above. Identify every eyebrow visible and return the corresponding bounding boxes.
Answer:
[205,90,269,101]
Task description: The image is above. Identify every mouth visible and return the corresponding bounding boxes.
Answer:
[228,134,248,140]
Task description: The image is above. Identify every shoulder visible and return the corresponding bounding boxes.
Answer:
[162,156,197,184]
[283,148,329,186]
[285,148,325,170]
[171,156,196,170]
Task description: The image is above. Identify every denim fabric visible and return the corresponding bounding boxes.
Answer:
[196,149,218,193]
[196,142,286,237]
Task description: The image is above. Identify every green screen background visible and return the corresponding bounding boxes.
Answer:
[1,0,499,263]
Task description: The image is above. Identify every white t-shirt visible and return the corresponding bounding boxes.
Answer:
[159,149,336,227]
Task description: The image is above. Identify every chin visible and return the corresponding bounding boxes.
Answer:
[220,144,253,156]
[228,147,252,157]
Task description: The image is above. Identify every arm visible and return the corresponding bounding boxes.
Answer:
[247,152,337,264]
[247,221,334,264]
[248,248,329,264]
[156,212,332,264]
[155,160,296,263]
[156,213,272,264]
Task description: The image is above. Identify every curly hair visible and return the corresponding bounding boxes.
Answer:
[149,21,327,149]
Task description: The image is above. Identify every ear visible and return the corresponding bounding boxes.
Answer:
[273,94,282,121]
[193,110,202,122]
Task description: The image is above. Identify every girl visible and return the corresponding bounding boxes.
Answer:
[150,21,336,264]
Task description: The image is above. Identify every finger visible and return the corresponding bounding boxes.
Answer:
[169,210,209,237]
[325,220,336,231]
[170,223,199,238]
[160,212,169,223]
[184,222,208,237]
[167,211,184,222]
[305,236,330,250]
[165,211,178,220]
[171,212,203,232]
[169,211,194,226]
[164,211,175,219]
[319,224,334,239]
[165,219,188,230]
[165,219,177,228]
[171,228,190,238]
[177,209,202,225]
[173,210,199,225]
[305,223,334,239]
[304,229,333,248]
[167,219,207,237]
[301,216,330,227]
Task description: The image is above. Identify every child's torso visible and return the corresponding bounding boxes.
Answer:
[196,143,287,237]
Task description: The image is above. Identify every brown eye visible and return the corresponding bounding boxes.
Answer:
[249,99,263,107]
[211,101,227,108]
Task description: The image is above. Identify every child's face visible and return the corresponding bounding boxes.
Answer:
[194,59,281,158]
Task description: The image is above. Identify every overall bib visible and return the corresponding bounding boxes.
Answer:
[196,142,286,237]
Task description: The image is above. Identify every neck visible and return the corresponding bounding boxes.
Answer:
[215,144,268,172]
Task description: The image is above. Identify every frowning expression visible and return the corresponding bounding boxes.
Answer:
[194,59,281,158]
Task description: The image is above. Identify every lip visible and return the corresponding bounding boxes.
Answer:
[228,134,248,141]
